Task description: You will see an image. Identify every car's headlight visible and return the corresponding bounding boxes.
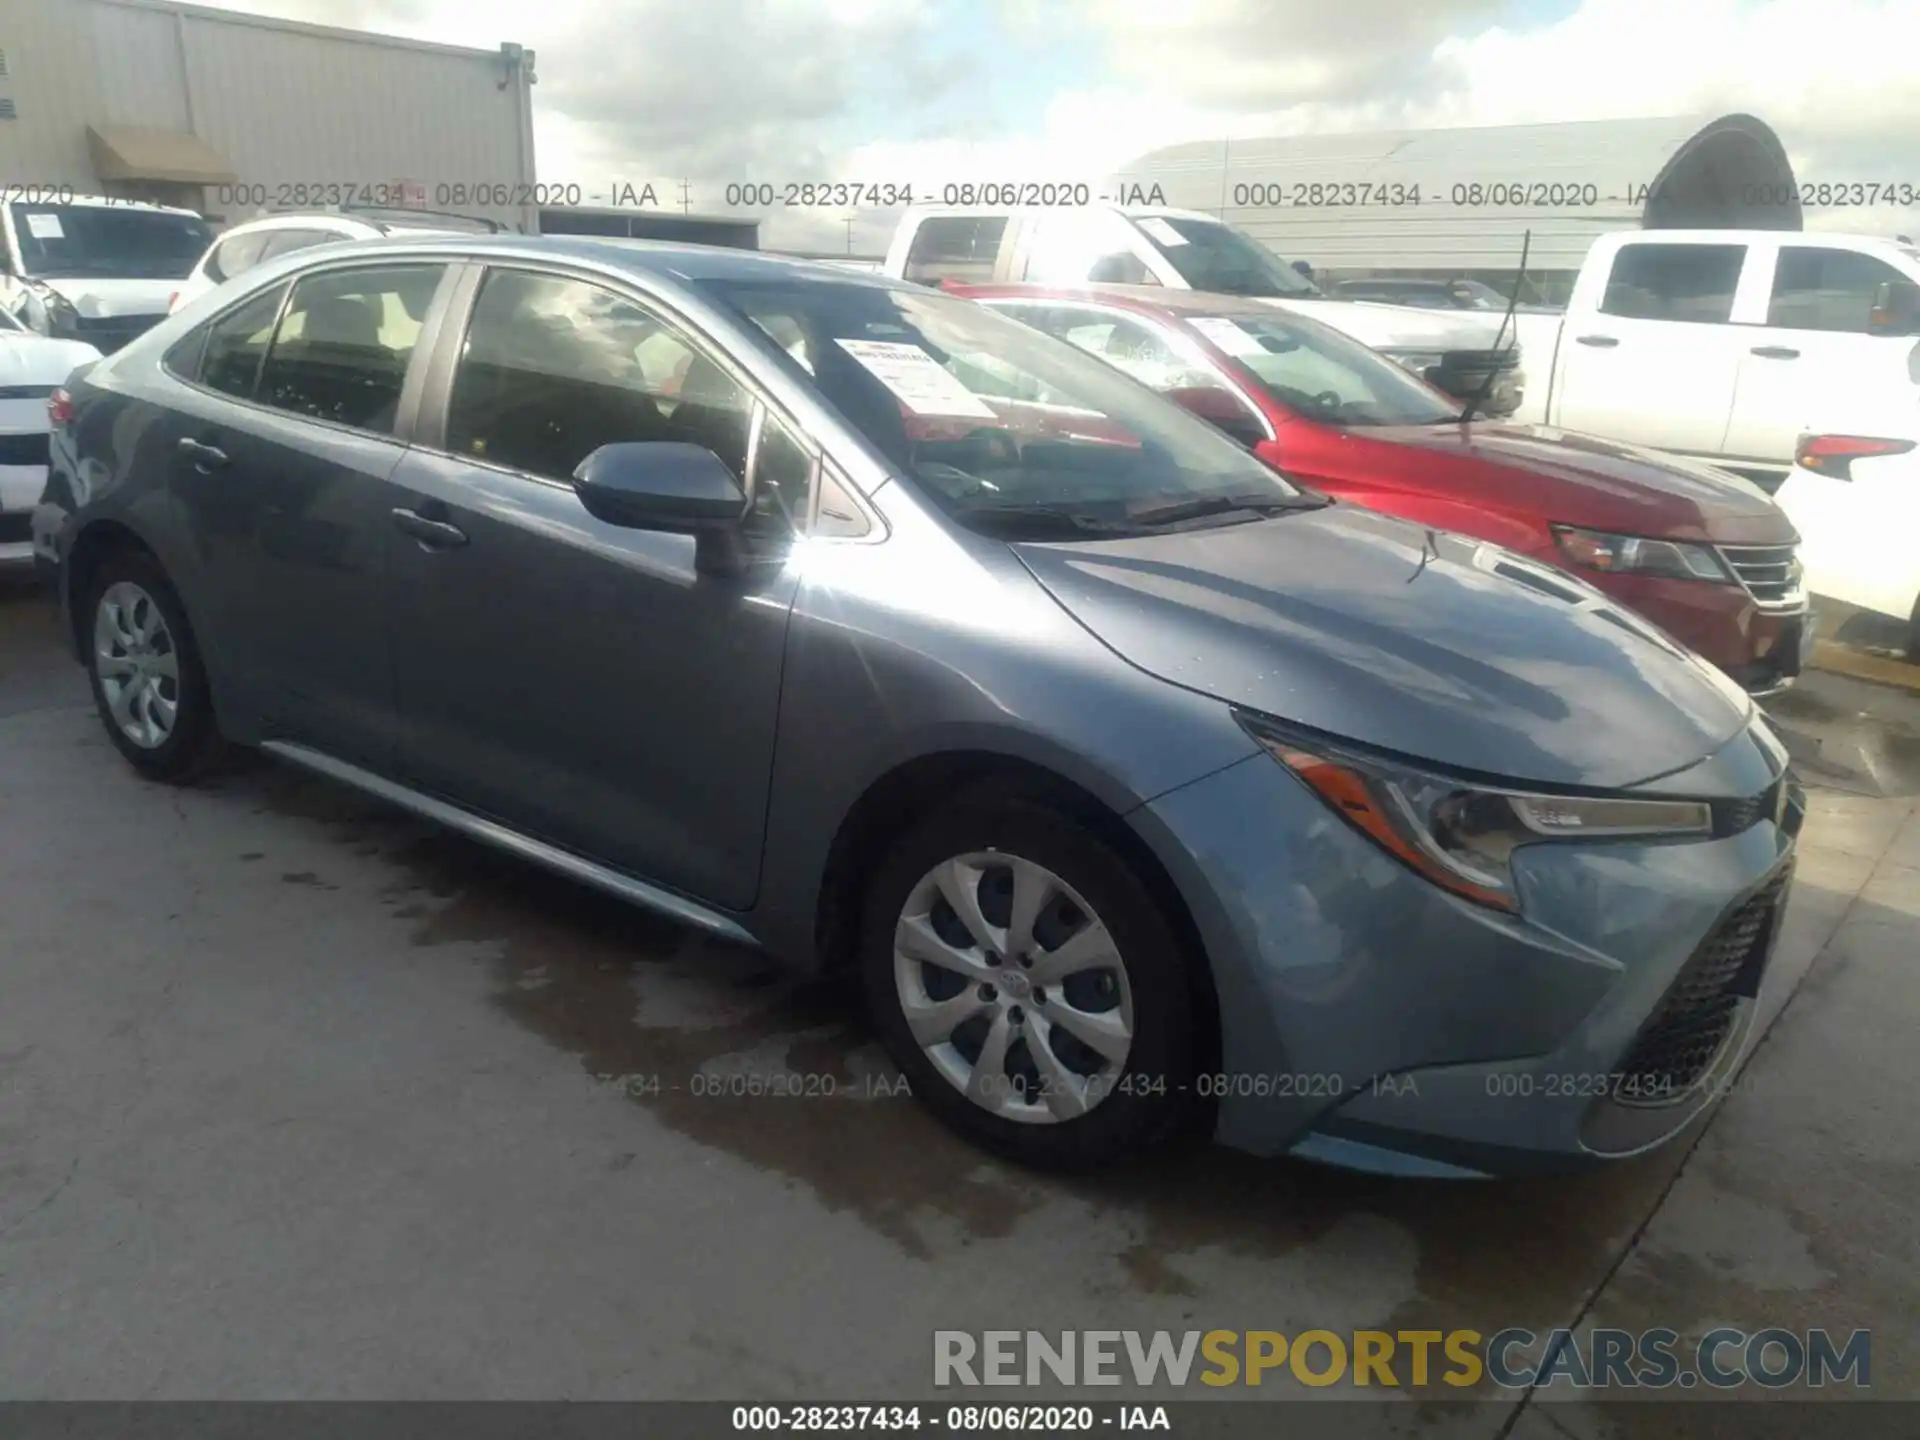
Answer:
[23,281,79,336]
[1552,525,1733,584]
[1237,712,1713,912]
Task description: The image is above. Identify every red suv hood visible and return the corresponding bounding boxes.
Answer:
[1355,421,1793,545]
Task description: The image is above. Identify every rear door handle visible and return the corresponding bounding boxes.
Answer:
[1574,334,1619,348]
[177,436,229,470]
[1750,345,1800,359]
[391,507,469,551]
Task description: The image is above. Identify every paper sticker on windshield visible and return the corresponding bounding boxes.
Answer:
[1136,217,1188,247]
[835,339,998,419]
[24,213,65,240]
[1187,317,1268,356]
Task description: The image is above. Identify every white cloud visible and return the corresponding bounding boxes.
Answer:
[175,0,1920,248]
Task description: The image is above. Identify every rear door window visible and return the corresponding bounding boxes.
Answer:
[254,264,445,434]
[903,217,1007,284]
[1767,247,1913,332]
[1598,243,1746,322]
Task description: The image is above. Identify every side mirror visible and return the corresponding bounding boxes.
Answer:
[1291,260,1314,279]
[1168,386,1266,450]
[572,441,752,576]
[1869,280,1920,335]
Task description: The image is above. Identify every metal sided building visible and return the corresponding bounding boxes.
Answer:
[0,0,538,231]
[1110,114,1802,304]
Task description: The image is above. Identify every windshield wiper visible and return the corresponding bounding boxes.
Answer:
[956,503,1146,539]
[1125,492,1325,527]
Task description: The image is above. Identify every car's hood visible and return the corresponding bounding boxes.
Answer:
[1260,297,1512,351]
[0,331,101,388]
[1012,503,1755,791]
[1358,421,1792,544]
[33,277,177,319]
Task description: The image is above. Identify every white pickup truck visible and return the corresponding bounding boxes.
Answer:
[882,205,1526,416]
[1507,230,1920,487]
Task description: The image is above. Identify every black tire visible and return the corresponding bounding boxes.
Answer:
[859,782,1199,1170]
[82,549,229,783]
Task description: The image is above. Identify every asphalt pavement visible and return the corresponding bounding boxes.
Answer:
[1,577,1916,1431]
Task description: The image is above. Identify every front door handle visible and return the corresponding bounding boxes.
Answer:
[391,508,469,551]
[177,436,229,470]
[1750,345,1800,359]
[1574,334,1619,348]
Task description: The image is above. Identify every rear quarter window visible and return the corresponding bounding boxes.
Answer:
[904,217,1007,284]
[204,231,270,285]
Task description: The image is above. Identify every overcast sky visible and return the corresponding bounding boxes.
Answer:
[202,0,1920,252]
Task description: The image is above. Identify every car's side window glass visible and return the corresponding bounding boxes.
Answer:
[194,282,289,398]
[260,228,340,263]
[904,217,1007,285]
[747,408,817,538]
[255,264,444,434]
[1022,213,1156,286]
[1598,243,1745,322]
[446,268,755,484]
[1767,248,1911,333]
[812,465,871,539]
[205,231,268,285]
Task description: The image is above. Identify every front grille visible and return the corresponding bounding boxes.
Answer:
[0,511,30,543]
[1712,777,1783,837]
[1717,542,1805,611]
[1613,867,1791,1104]
[0,431,48,467]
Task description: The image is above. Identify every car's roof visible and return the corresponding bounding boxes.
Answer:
[315,233,914,288]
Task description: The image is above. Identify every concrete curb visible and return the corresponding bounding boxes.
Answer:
[1808,641,1920,697]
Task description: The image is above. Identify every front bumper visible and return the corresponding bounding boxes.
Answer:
[1577,568,1813,696]
[1,460,48,570]
[1132,736,1799,1176]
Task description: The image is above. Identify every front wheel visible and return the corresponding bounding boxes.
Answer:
[84,551,228,782]
[859,786,1199,1169]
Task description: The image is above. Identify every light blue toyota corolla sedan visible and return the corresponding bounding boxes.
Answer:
[40,236,1803,1176]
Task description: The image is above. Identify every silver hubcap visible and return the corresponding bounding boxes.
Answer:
[894,850,1135,1125]
[94,581,180,750]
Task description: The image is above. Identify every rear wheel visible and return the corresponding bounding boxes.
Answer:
[860,785,1198,1169]
[84,551,228,783]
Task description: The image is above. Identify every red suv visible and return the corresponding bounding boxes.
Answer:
[955,283,1813,695]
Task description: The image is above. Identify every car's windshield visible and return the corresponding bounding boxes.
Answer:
[1185,310,1465,426]
[699,276,1314,536]
[8,204,214,280]
[1129,216,1320,298]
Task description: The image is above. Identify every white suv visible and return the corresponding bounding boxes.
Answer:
[169,208,505,314]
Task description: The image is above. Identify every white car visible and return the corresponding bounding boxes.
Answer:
[1506,230,1920,488]
[169,208,504,314]
[1,195,213,354]
[0,307,101,570]
[1773,430,1920,656]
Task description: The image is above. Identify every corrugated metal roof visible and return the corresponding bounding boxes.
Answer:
[1111,114,1797,273]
